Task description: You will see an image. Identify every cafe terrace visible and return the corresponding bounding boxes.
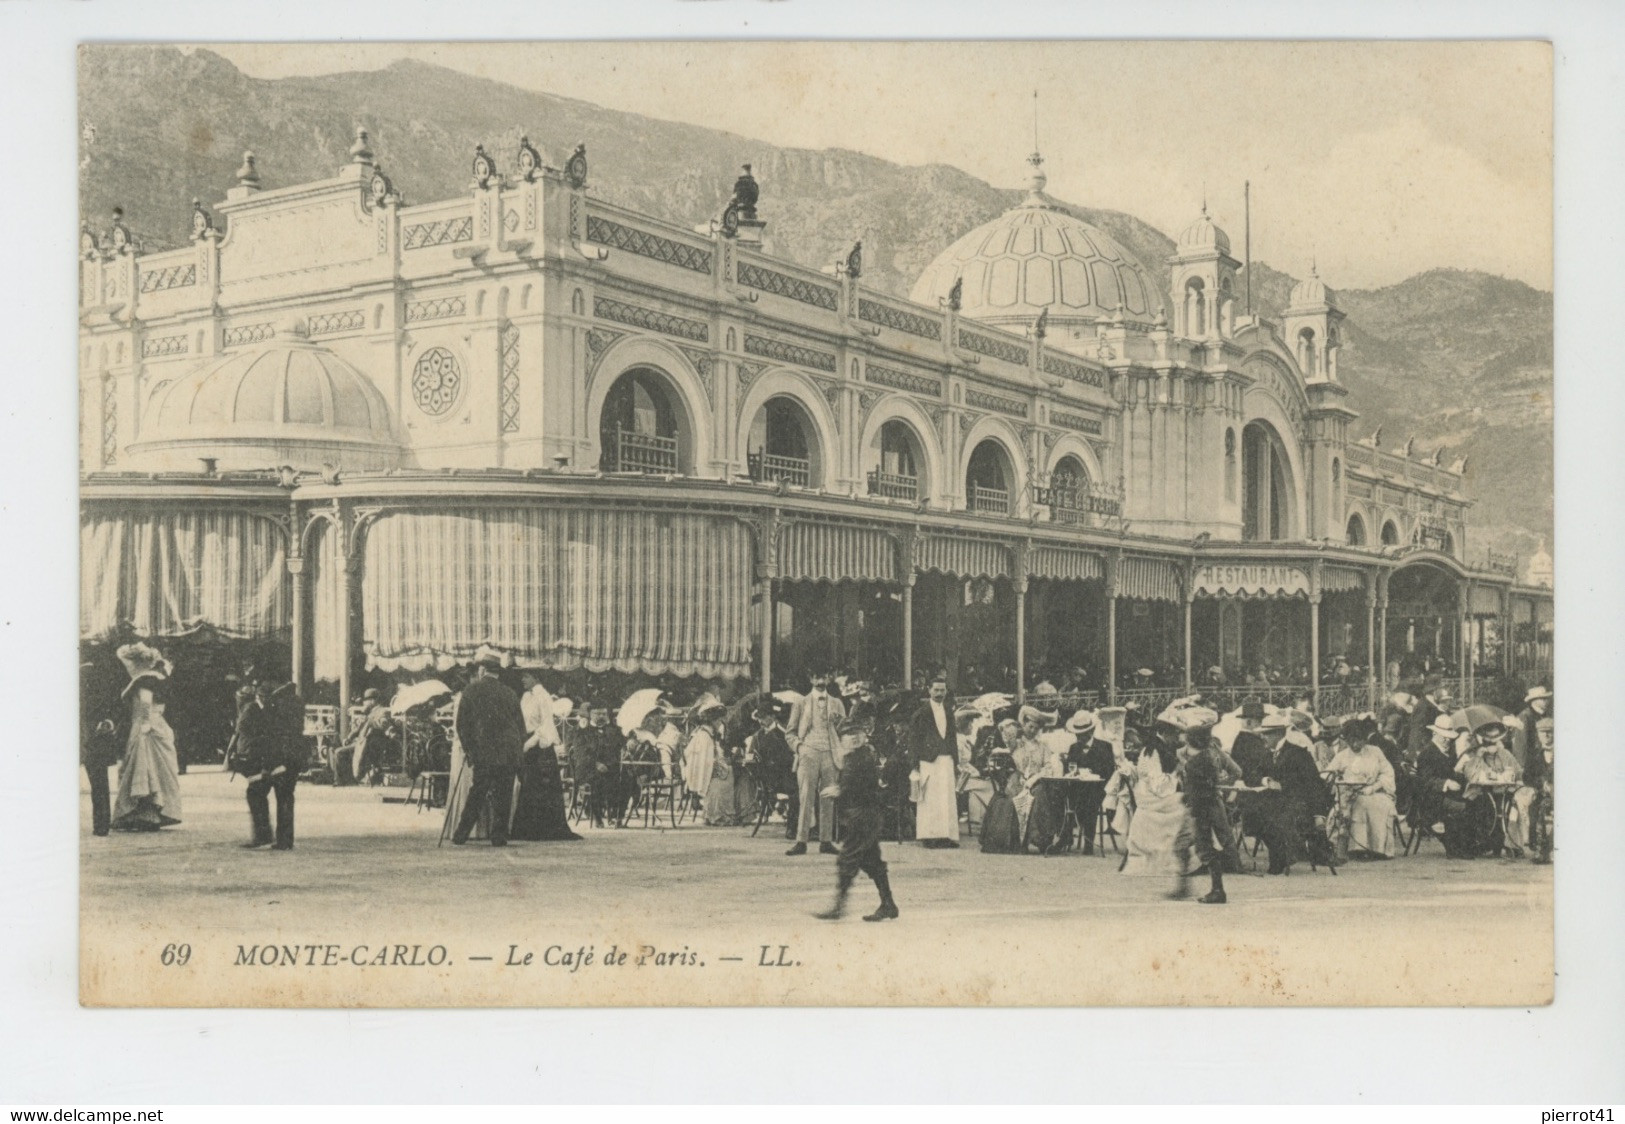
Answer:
[78,128,1554,735]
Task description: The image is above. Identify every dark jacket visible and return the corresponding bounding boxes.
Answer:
[455,675,526,770]
[1263,741,1331,817]
[907,699,957,764]
[1180,742,1242,804]
[1407,697,1443,762]
[1230,730,1271,787]
[234,684,307,776]
[838,743,885,811]
[1071,736,1116,779]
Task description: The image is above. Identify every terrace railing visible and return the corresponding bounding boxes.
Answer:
[867,469,919,502]
[609,428,679,475]
[747,451,811,488]
[969,483,1011,515]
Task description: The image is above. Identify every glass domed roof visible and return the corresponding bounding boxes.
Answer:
[910,156,1162,327]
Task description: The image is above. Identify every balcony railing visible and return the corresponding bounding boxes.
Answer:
[608,428,679,474]
[969,483,1011,515]
[867,469,918,501]
[747,451,811,488]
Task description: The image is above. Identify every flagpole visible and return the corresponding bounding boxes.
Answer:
[1245,180,1252,317]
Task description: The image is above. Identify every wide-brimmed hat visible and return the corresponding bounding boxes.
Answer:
[1428,714,1457,736]
[1260,711,1293,732]
[551,697,575,720]
[473,652,503,670]
[1524,686,1552,704]
[1288,709,1317,732]
[1535,715,1554,732]
[1388,691,1416,712]
[1017,705,1048,726]
[1157,701,1218,731]
[115,641,171,683]
[1065,709,1097,734]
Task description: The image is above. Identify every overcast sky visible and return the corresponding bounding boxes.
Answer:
[206,41,1552,292]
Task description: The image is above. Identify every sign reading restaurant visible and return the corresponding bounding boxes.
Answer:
[1193,563,1311,598]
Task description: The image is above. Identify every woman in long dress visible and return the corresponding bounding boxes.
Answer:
[979,720,1024,853]
[689,707,741,827]
[1325,722,1399,858]
[111,642,183,831]
[1117,734,1189,878]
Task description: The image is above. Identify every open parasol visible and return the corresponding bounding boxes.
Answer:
[1451,703,1509,734]
[391,679,451,715]
[617,687,666,735]
[970,692,1014,719]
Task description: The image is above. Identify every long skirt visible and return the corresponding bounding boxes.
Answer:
[1024,779,1071,853]
[980,794,1023,853]
[1347,791,1398,857]
[914,754,959,841]
[704,765,742,826]
[1120,789,1190,876]
[509,748,582,841]
[113,722,183,830]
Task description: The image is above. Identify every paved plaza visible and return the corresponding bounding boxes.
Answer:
[79,768,1553,1007]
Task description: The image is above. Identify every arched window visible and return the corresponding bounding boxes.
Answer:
[1046,454,1090,523]
[868,419,925,501]
[1184,277,1207,337]
[1297,327,1317,376]
[599,367,687,474]
[1380,519,1400,546]
[1346,512,1367,546]
[966,439,1013,515]
[747,395,820,487]
[1241,420,1291,541]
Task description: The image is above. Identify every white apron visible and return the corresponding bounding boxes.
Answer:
[914,753,959,840]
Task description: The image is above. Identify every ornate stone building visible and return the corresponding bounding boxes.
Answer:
[79,129,1552,733]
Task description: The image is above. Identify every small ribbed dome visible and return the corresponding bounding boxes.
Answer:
[1289,266,1334,309]
[1178,207,1230,255]
[910,158,1161,327]
[132,324,399,471]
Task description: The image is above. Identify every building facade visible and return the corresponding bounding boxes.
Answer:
[80,129,1554,735]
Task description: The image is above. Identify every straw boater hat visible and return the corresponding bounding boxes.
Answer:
[1259,711,1293,732]
[1064,710,1098,735]
[1427,713,1457,737]
[1524,686,1552,704]
[1156,700,1218,732]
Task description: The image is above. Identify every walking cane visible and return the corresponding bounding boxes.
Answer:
[438,757,468,848]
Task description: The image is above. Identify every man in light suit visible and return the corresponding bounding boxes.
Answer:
[787,670,845,856]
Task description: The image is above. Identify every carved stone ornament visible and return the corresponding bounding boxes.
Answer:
[719,198,741,239]
[516,135,543,182]
[108,207,131,253]
[732,164,760,219]
[80,223,100,259]
[678,346,715,401]
[736,361,768,396]
[947,275,963,312]
[565,144,589,189]
[368,166,395,209]
[471,144,497,188]
[190,199,214,240]
[585,327,625,371]
[844,240,863,279]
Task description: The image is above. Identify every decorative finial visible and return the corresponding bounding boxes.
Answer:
[843,240,863,280]
[516,135,543,182]
[236,151,261,189]
[349,126,374,165]
[108,206,132,253]
[947,275,963,312]
[1025,149,1047,199]
[565,144,588,189]
[367,164,395,209]
[190,198,214,240]
[471,143,496,188]
[80,221,100,260]
[1033,306,1048,341]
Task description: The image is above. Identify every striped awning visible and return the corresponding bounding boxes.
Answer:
[1470,585,1503,615]
[360,507,753,678]
[1323,566,1367,594]
[1512,598,1535,623]
[917,535,1011,579]
[1030,546,1105,583]
[80,508,290,641]
[778,521,897,583]
[1116,555,1182,602]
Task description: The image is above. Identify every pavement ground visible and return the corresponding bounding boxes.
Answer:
[79,767,1554,1007]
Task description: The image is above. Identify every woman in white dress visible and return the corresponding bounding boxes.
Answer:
[1116,731,1189,878]
[111,642,183,831]
[1325,720,1399,858]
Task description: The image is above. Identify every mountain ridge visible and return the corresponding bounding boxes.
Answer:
[77,45,1553,566]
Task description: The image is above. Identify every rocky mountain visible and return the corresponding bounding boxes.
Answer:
[77,46,1552,565]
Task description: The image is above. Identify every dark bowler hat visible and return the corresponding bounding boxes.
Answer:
[1241,698,1265,721]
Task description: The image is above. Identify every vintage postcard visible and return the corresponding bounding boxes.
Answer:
[77,40,1554,1007]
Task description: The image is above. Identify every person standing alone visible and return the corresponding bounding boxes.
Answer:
[238,667,306,850]
[451,655,525,847]
[814,717,899,922]
[910,673,960,849]
[787,671,844,856]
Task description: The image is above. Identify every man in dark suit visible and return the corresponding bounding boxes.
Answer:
[1063,709,1117,855]
[81,660,122,837]
[238,669,307,851]
[1228,699,1271,843]
[1413,712,1469,855]
[452,655,525,846]
[1406,678,1445,765]
[908,672,960,849]
[814,716,899,922]
[1254,712,1332,874]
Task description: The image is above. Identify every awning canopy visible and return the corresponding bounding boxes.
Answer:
[359,507,753,678]
[80,508,290,641]
[1030,546,1105,583]
[1117,555,1182,602]
[778,521,897,583]
[1470,585,1504,616]
[917,535,1011,580]
[1323,566,1367,594]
